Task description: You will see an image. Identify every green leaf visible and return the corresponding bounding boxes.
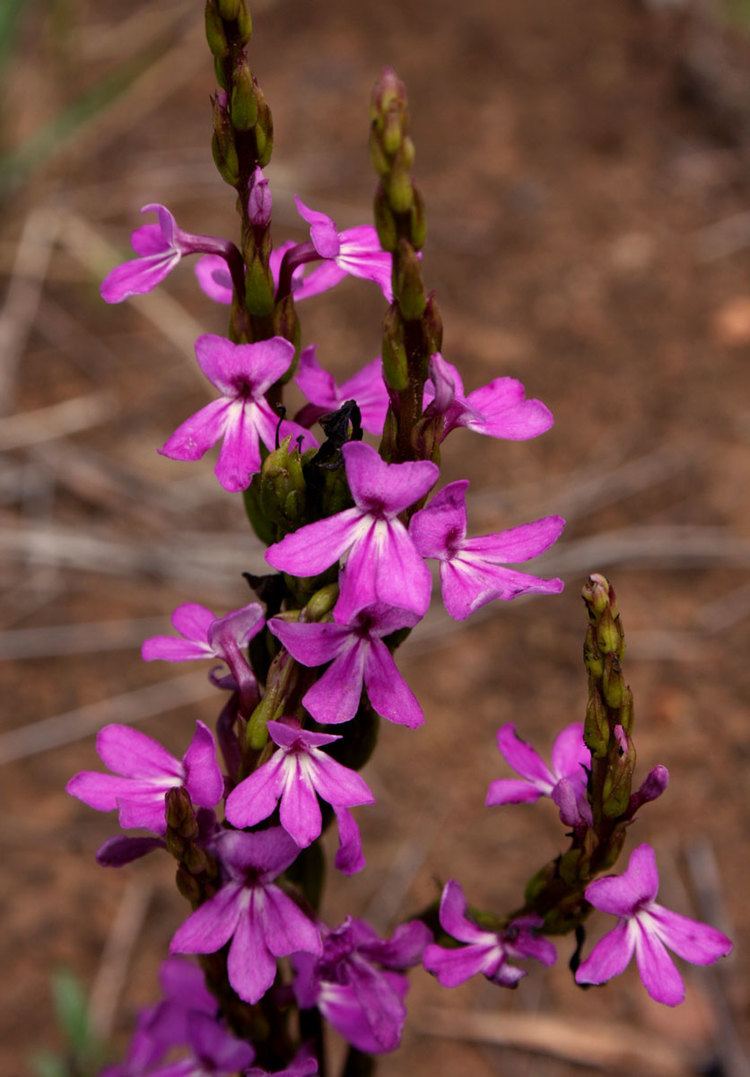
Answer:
[52,969,90,1054]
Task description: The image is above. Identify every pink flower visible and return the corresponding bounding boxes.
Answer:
[159,334,316,492]
[225,720,374,852]
[293,198,393,302]
[266,442,437,621]
[101,204,236,304]
[424,353,554,441]
[268,604,422,728]
[141,601,264,711]
[486,722,591,827]
[423,880,556,988]
[171,828,321,1005]
[66,722,223,834]
[410,480,564,621]
[294,346,390,436]
[576,844,732,1006]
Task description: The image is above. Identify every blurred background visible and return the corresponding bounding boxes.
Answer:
[1,0,749,1074]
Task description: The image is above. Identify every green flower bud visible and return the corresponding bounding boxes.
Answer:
[374,185,398,252]
[409,186,427,250]
[231,61,258,131]
[255,98,274,167]
[272,295,301,355]
[584,692,609,757]
[175,866,202,904]
[382,306,408,390]
[369,130,390,177]
[422,294,443,354]
[602,654,625,709]
[244,252,275,316]
[165,786,197,837]
[596,607,621,656]
[303,583,339,621]
[205,0,229,59]
[602,737,636,819]
[218,0,241,18]
[388,166,414,214]
[242,472,277,546]
[260,436,307,533]
[396,241,426,320]
[383,111,404,156]
[235,4,252,44]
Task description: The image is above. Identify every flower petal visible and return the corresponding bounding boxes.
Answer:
[309,748,375,806]
[67,772,140,813]
[550,722,589,783]
[363,638,423,727]
[438,880,492,945]
[183,721,223,808]
[279,755,322,847]
[485,779,544,807]
[495,724,555,789]
[224,754,285,829]
[423,941,495,988]
[268,617,350,667]
[170,884,243,954]
[333,805,366,875]
[409,480,470,559]
[214,401,262,491]
[302,641,367,725]
[463,378,554,440]
[159,398,231,462]
[265,508,364,576]
[100,252,179,303]
[575,919,635,986]
[462,515,565,563]
[647,905,733,966]
[294,197,341,258]
[194,254,233,304]
[294,345,338,409]
[96,724,181,779]
[260,884,322,959]
[342,441,438,516]
[227,892,276,1004]
[634,921,685,1006]
[585,844,660,916]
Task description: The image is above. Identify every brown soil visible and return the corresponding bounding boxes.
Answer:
[1,1,749,1074]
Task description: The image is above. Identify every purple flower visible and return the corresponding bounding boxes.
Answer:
[195,241,304,305]
[294,346,390,436]
[145,1012,255,1077]
[424,353,554,441]
[332,805,366,876]
[410,480,565,621]
[101,204,235,304]
[102,957,217,1076]
[159,334,316,492]
[248,165,272,229]
[246,1046,318,1076]
[96,834,166,867]
[268,604,422,728]
[294,198,393,302]
[171,827,321,1004]
[486,722,591,826]
[293,917,431,1055]
[576,844,732,1006]
[423,880,556,988]
[266,442,437,621]
[66,721,223,834]
[225,720,374,850]
[142,601,264,711]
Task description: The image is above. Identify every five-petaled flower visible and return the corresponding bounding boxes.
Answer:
[142,601,264,711]
[424,353,554,441]
[486,721,591,827]
[294,346,389,436]
[266,441,437,621]
[293,916,431,1055]
[171,827,321,1005]
[575,843,732,1006]
[423,880,556,988]
[410,479,565,621]
[225,719,374,851]
[293,198,393,302]
[159,334,315,492]
[67,722,223,834]
[101,204,236,304]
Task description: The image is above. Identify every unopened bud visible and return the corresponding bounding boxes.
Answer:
[583,626,603,678]
[248,165,271,228]
[582,573,612,618]
[183,844,209,875]
[211,97,239,186]
[422,294,443,353]
[395,241,426,320]
[618,685,634,733]
[303,583,339,622]
[627,764,669,816]
[166,787,197,838]
[205,0,229,59]
[369,131,390,177]
[371,67,407,121]
[218,0,241,18]
[409,186,427,250]
[242,473,276,546]
[596,607,621,656]
[272,295,301,353]
[231,61,258,131]
[602,726,636,818]
[388,166,414,214]
[246,692,276,751]
[260,436,306,532]
[382,307,408,390]
[383,111,404,156]
[374,185,398,252]
[235,4,252,43]
[244,252,275,316]
[175,866,201,904]
[254,98,274,168]
[602,654,625,709]
[584,692,609,757]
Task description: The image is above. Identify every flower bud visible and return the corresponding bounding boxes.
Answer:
[602,654,625,709]
[260,435,307,533]
[602,726,636,818]
[248,165,271,228]
[272,295,301,354]
[596,607,621,656]
[410,185,427,250]
[254,97,274,167]
[175,866,202,904]
[303,583,339,622]
[231,61,258,132]
[211,96,239,186]
[382,306,408,390]
[235,3,252,44]
[165,786,198,838]
[388,166,414,214]
[584,692,609,757]
[374,185,398,252]
[218,0,241,18]
[371,67,407,122]
[396,241,426,320]
[244,252,275,316]
[583,625,603,678]
[627,764,669,816]
[422,294,443,353]
[582,573,613,618]
[205,0,229,59]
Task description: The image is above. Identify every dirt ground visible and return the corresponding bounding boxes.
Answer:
[1,1,750,1074]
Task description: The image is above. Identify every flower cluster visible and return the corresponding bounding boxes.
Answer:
[68,10,732,1073]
